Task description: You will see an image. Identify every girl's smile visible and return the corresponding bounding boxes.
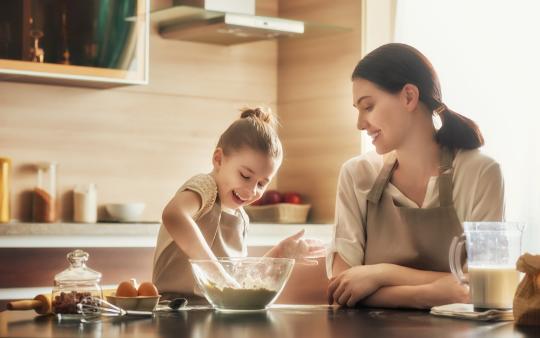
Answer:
[213,147,281,210]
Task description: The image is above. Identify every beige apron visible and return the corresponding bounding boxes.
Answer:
[152,199,247,299]
[363,148,462,272]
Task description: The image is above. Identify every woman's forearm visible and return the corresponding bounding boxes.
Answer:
[331,252,447,287]
[378,264,449,287]
[360,284,431,309]
[332,253,352,277]
[361,274,470,309]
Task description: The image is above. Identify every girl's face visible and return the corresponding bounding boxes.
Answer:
[352,78,415,154]
[212,147,281,210]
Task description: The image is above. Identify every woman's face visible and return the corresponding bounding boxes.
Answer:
[352,78,413,154]
[213,147,281,210]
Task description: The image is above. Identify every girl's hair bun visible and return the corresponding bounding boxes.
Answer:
[216,106,282,159]
[240,107,276,127]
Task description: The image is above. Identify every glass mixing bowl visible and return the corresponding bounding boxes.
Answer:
[189,257,294,311]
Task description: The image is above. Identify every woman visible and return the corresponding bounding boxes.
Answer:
[327,43,505,309]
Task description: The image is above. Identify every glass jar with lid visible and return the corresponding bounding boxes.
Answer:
[52,249,102,317]
[33,162,57,223]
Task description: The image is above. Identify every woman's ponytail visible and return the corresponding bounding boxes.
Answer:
[434,104,484,150]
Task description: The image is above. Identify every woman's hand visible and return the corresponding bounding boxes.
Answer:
[327,264,386,307]
[267,229,327,265]
[423,274,470,307]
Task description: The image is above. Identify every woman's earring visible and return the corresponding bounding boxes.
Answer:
[432,113,443,131]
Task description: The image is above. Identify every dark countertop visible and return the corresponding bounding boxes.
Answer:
[0,305,537,338]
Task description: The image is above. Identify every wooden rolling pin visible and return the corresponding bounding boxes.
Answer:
[7,294,52,314]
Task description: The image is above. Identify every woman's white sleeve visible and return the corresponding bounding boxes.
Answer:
[471,162,505,221]
[326,164,367,277]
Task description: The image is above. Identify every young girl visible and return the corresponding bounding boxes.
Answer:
[327,43,505,308]
[153,107,324,300]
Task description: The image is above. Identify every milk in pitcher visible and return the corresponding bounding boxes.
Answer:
[468,265,520,309]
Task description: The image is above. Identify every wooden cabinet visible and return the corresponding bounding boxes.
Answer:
[0,0,149,88]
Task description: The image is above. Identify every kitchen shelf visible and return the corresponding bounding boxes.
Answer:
[0,58,148,88]
[0,222,333,248]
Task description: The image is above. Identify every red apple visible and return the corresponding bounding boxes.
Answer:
[250,196,265,206]
[283,192,302,204]
[263,190,282,204]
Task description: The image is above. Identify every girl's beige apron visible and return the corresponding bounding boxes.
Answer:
[364,148,462,272]
[152,201,247,299]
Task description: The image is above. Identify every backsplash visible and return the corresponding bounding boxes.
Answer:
[0,32,278,222]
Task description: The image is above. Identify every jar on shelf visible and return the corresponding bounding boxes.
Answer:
[32,162,57,223]
[73,183,97,223]
[52,249,103,318]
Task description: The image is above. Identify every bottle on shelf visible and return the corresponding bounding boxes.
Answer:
[0,157,11,223]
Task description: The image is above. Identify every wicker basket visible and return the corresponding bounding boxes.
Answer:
[244,203,311,224]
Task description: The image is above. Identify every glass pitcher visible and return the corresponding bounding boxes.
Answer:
[449,222,524,310]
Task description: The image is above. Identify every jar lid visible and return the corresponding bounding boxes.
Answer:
[36,162,57,170]
[54,249,102,283]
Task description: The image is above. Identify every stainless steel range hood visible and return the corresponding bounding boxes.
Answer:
[151,0,346,45]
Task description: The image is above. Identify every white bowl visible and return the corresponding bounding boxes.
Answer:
[105,203,146,222]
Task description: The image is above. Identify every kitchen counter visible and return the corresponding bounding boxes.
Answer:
[0,222,333,247]
[0,223,332,304]
[0,305,537,338]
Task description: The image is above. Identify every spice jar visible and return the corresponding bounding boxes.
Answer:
[52,249,102,318]
[0,157,10,223]
[32,162,57,223]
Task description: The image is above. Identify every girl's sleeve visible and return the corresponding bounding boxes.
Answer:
[471,161,505,221]
[179,174,218,220]
[326,163,367,278]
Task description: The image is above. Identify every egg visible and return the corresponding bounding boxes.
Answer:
[116,281,138,297]
[138,281,159,297]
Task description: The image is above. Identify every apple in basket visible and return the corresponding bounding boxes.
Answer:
[283,192,302,204]
[250,196,265,206]
[262,190,283,205]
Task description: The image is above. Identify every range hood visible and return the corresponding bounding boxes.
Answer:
[151,0,346,45]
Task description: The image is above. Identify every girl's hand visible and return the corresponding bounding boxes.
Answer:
[193,260,241,289]
[272,229,327,265]
[327,265,385,307]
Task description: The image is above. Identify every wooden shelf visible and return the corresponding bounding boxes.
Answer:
[0,59,147,88]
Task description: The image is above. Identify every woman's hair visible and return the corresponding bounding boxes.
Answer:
[351,43,484,150]
[217,107,283,159]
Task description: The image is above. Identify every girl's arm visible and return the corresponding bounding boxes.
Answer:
[162,190,216,260]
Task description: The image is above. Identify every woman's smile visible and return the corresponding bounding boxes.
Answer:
[368,130,381,144]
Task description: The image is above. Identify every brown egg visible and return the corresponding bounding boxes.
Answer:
[138,281,159,296]
[116,281,138,297]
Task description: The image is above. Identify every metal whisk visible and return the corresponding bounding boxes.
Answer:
[77,297,154,319]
